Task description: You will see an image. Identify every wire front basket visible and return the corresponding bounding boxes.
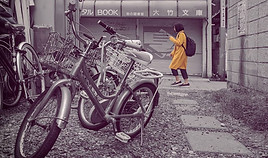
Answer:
[40,32,99,74]
[105,45,146,78]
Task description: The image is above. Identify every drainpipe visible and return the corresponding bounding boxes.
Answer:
[206,0,213,78]
[219,0,226,80]
[202,19,208,77]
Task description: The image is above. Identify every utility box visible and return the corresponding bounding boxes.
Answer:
[33,25,52,54]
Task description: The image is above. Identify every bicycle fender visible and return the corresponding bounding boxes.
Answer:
[56,86,72,129]
[39,79,72,129]
[17,42,32,50]
[112,79,157,114]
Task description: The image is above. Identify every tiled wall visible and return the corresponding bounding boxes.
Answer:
[227,0,268,92]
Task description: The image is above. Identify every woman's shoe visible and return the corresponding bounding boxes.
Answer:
[179,83,190,87]
[171,81,182,86]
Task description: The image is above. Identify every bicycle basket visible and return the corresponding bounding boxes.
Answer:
[104,45,146,80]
[40,32,99,73]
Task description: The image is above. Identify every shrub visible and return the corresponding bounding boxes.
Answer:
[212,87,268,131]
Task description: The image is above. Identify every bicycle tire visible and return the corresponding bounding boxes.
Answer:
[77,71,119,130]
[115,83,158,138]
[14,88,63,158]
[17,43,46,103]
[0,44,22,107]
[0,71,3,110]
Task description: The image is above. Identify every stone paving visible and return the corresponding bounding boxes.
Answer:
[180,115,227,130]
[185,130,252,155]
[159,75,253,156]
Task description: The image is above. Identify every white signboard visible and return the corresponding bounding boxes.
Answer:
[220,0,226,27]
[237,0,247,36]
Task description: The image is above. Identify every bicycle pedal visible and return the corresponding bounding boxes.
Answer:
[115,132,130,143]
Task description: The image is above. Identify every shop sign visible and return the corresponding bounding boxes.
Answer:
[80,0,94,17]
[122,1,148,17]
[143,27,175,59]
[149,1,177,17]
[95,1,121,17]
[220,0,226,27]
[178,1,207,18]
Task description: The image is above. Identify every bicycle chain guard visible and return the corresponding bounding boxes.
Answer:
[88,99,109,124]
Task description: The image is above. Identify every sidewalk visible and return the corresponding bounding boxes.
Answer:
[159,75,253,156]
[159,75,227,91]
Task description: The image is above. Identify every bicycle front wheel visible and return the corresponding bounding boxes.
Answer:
[17,43,45,102]
[116,83,158,138]
[15,87,63,158]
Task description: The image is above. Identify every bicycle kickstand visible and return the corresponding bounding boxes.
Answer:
[140,115,145,146]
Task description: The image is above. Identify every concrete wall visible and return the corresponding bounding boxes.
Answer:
[226,0,268,92]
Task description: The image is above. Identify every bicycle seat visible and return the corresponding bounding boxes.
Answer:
[0,4,13,18]
[125,49,153,65]
[5,22,25,32]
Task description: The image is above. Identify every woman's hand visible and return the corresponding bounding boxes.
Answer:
[169,36,175,41]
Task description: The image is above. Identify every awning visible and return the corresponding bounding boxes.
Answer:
[80,0,208,19]
[149,1,177,18]
[95,1,121,17]
[178,1,207,18]
[121,1,148,17]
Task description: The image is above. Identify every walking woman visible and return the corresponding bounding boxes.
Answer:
[169,23,190,87]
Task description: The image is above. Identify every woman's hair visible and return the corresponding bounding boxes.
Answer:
[174,23,184,32]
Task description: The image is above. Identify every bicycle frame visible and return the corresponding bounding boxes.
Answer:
[44,42,155,127]
[41,8,160,130]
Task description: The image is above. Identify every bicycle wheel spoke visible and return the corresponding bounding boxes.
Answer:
[17,92,60,157]
[117,84,157,138]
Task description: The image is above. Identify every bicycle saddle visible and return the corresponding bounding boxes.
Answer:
[125,49,153,65]
[0,4,13,18]
[5,22,25,32]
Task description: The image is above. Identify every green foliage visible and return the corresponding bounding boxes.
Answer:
[212,87,268,131]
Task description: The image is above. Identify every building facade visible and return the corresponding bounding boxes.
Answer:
[226,0,268,92]
[79,0,212,77]
[18,0,220,78]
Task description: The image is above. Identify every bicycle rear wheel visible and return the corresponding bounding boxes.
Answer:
[77,71,119,130]
[0,44,22,107]
[15,87,63,158]
[116,83,158,138]
[17,43,45,102]
[0,71,3,110]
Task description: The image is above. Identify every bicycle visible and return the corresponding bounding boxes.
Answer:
[14,1,163,158]
[40,23,121,98]
[0,10,45,107]
[0,71,3,109]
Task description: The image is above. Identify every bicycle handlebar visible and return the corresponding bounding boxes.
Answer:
[65,2,101,49]
[97,20,116,35]
[97,20,142,50]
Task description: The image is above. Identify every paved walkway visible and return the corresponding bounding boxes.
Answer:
[159,75,253,156]
[159,75,227,91]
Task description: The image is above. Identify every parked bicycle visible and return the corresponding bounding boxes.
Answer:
[15,1,163,158]
[0,6,45,107]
